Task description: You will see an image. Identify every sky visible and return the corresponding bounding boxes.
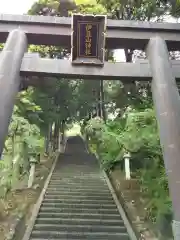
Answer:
[0,0,36,14]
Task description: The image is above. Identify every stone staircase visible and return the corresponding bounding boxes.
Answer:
[24,136,134,240]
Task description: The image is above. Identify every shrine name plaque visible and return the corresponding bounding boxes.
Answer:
[71,14,106,66]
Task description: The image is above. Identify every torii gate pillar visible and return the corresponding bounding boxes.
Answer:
[147,36,180,239]
[0,30,27,156]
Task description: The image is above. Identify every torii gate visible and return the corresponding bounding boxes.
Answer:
[0,13,180,239]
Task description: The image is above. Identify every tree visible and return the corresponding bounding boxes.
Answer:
[169,0,180,17]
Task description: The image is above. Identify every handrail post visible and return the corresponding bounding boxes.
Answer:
[146,36,180,239]
[0,30,27,156]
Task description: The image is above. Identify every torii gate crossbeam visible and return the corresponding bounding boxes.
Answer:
[0,14,179,50]
[19,54,180,80]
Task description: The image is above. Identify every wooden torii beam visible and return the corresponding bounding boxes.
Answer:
[0,14,180,50]
[21,54,180,81]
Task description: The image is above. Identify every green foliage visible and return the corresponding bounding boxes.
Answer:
[83,108,171,227]
[97,0,174,20]
[74,0,107,14]
[171,0,180,17]
[0,91,44,198]
[84,117,124,169]
[28,0,59,15]
[138,165,172,223]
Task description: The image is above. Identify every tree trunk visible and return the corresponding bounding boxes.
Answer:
[60,120,65,145]
[53,122,59,151]
[97,81,102,117]
[124,48,133,62]
[49,123,53,149]
[100,80,106,123]
[44,123,52,154]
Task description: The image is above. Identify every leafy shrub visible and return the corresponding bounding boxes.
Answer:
[83,109,172,226]
[0,96,44,198]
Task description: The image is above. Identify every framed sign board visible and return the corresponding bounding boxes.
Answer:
[71,14,107,66]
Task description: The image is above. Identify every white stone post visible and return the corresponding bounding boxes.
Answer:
[28,157,37,188]
[58,132,64,153]
[124,152,131,180]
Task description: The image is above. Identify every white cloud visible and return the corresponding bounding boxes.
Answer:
[0,0,36,14]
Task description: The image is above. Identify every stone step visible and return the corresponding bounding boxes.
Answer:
[49,179,106,183]
[48,184,107,189]
[33,223,127,233]
[45,190,111,197]
[50,180,105,183]
[52,172,102,175]
[38,212,123,220]
[40,205,119,214]
[42,198,115,205]
[26,139,133,240]
[47,187,109,192]
[44,193,113,201]
[40,202,117,209]
[52,173,103,176]
[35,217,124,226]
[31,230,130,239]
